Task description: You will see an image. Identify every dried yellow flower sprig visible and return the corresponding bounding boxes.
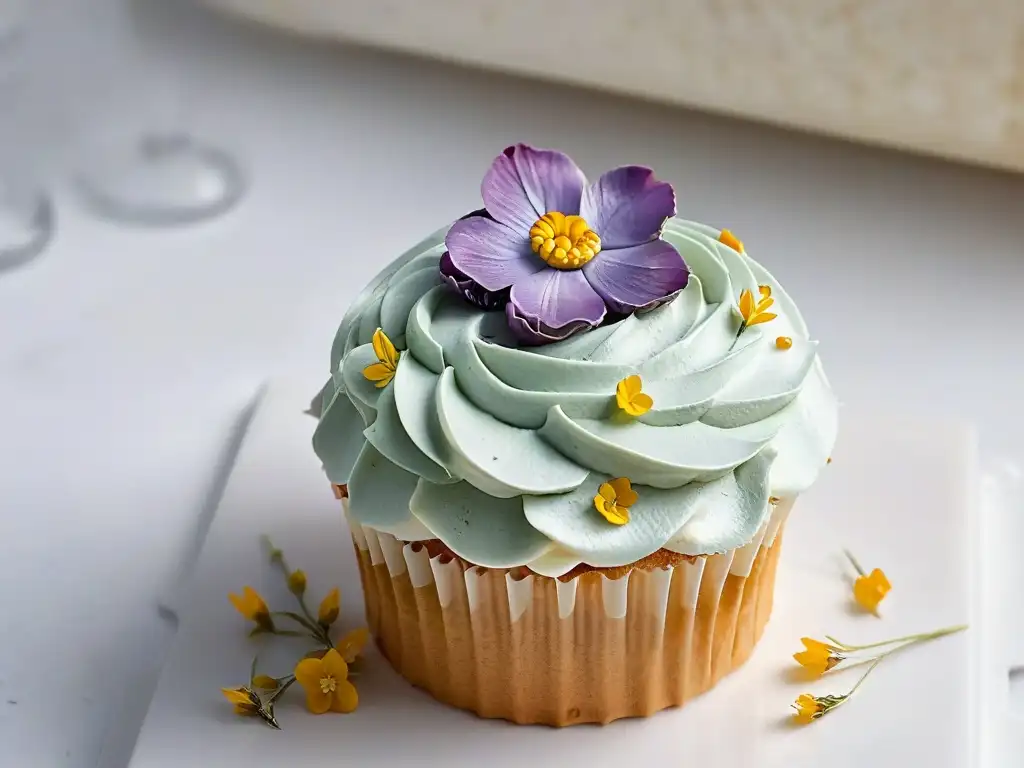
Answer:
[791,623,966,724]
[845,549,891,615]
[222,537,369,729]
[221,655,294,729]
[794,623,967,679]
[792,656,882,724]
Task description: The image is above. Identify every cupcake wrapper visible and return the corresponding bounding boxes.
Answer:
[346,499,794,726]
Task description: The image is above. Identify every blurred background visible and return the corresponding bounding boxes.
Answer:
[0,1,1021,766]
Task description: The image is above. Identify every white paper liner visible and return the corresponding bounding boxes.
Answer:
[344,499,790,621]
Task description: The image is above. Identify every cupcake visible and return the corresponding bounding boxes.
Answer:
[312,144,837,726]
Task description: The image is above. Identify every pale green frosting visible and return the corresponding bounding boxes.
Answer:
[313,218,838,576]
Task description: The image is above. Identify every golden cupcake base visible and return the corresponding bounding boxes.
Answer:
[349,501,790,726]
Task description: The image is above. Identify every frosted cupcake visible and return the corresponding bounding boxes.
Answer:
[312,144,837,726]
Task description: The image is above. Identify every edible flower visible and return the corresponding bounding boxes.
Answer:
[793,637,845,677]
[221,683,283,729]
[252,675,279,691]
[228,586,274,633]
[224,539,371,730]
[443,144,688,345]
[737,285,777,333]
[718,229,744,252]
[362,328,399,388]
[294,648,359,715]
[792,691,850,725]
[287,569,307,596]
[337,627,370,664]
[792,623,965,724]
[318,587,340,626]
[221,686,261,716]
[615,375,653,416]
[593,477,638,525]
[845,550,891,615]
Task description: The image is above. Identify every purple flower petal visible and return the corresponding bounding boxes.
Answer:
[439,251,509,310]
[445,215,541,292]
[582,239,689,314]
[458,207,492,222]
[507,268,606,345]
[580,166,675,249]
[482,144,587,232]
[506,304,596,346]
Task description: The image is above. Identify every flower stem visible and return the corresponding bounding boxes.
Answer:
[265,535,333,648]
[847,655,883,697]
[843,549,866,577]
[825,623,967,652]
[266,675,296,705]
[727,320,747,352]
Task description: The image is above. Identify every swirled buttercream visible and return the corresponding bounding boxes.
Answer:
[313,217,837,575]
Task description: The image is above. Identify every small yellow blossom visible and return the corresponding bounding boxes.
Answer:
[252,675,279,691]
[615,375,653,416]
[287,569,307,596]
[228,586,274,632]
[294,648,359,715]
[791,693,824,724]
[845,550,891,615]
[738,285,777,329]
[593,477,638,526]
[718,229,744,253]
[318,587,340,626]
[854,568,892,615]
[790,657,880,726]
[363,328,400,388]
[793,638,845,677]
[221,686,260,716]
[337,627,370,664]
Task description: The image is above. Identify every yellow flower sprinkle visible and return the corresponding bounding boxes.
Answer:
[846,550,891,615]
[593,477,638,526]
[228,586,274,632]
[318,587,340,626]
[615,374,653,416]
[776,336,793,350]
[718,229,744,253]
[793,638,845,677]
[363,328,400,388]
[737,284,777,329]
[287,569,307,596]
[294,648,359,715]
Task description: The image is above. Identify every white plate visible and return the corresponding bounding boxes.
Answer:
[128,384,998,767]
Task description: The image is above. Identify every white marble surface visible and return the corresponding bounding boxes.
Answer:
[1,2,1023,766]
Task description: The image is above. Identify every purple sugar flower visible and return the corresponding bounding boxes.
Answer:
[443,144,688,345]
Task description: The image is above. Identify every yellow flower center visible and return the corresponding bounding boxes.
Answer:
[529,211,601,269]
[319,675,337,694]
